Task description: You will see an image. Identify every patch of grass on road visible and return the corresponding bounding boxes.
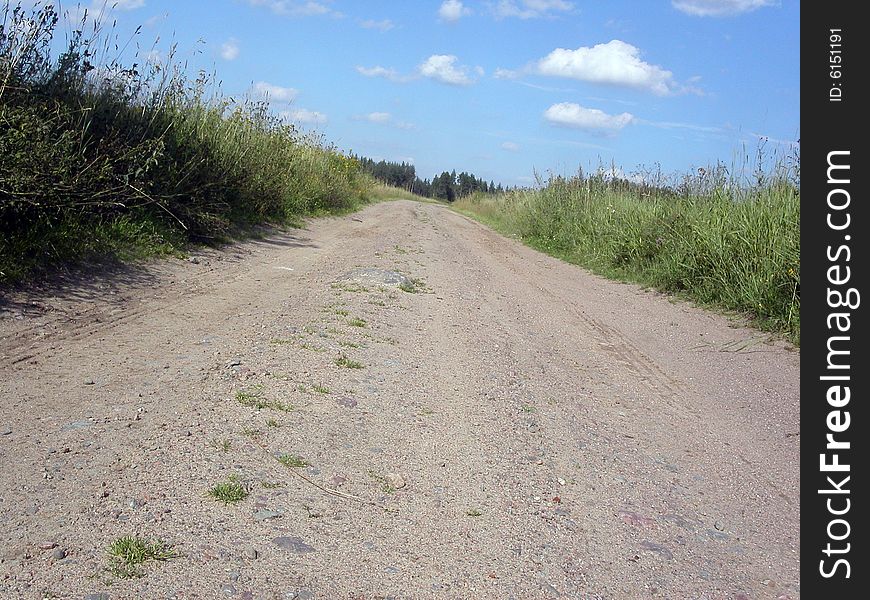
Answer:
[107,536,175,579]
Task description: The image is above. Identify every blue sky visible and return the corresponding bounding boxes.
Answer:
[54,0,799,185]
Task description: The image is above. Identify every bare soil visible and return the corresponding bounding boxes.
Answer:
[0,200,800,599]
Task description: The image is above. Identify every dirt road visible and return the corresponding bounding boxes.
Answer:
[0,200,800,599]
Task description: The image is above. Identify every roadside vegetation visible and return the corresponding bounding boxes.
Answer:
[0,3,373,283]
[454,158,800,344]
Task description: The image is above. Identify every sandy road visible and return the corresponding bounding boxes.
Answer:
[0,200,799,599]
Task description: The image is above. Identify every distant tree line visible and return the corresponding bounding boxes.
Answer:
[351,155,505,202]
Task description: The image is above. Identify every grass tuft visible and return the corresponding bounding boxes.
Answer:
[106,536,175,579]
[277,453,309,468]
[208,476,249,504]
[334,355,364,369]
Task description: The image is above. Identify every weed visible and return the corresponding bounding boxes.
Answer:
[339,340,361,348]
[211,438,232,452]
[236,389,292,412]
[261,481,286,489]
[334,355,364,369]
[313,384,330,394]
[106,536,175,579]
[301,343,326,352]
[521,405,536,413]
[334,308,350,317]
[208,476,248,505]
[266,418,280,428]
[367,470,396,494]
[242,427,262,438]
[348,317,367,328]
[270,338,296,345]
[466,509,483,517]
[277,454,309,468]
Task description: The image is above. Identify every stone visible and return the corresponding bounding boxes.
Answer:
[272,537,315,553]
[1,426,11,435]
[285,591,314,600]
[39,542,58,550]
[253,509,282,521]
[244,548,259,560]
[385,473,406,489]
[336,397,357,408]
[83,593,110,600]
[61,421,93,431]
[222,584,237,596]
[52,548,67,560]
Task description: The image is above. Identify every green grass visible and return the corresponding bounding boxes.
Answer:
[106,536,176,579]
[454,162,800,344]
[312,384,330,394]
[0,3,374,284]
[277,453,309,468]
[208,476,249,504]
[348,317,368,327]
[334,355,365,369]
[211,438,232,452]
[466,508,483,517]
[235,389,293,412]
[266,418,280,427]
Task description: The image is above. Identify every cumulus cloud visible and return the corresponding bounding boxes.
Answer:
[501,141,521,152]
[220,39,239,61]
[253,81,298,102]
[536,40,677,95]
[280,108,327,124]
[360,18,395,31]
[543,103,634,133]
[418,54,477,86]
[439,0,470,22]
[492,0,573,19]
[672,0,775,16]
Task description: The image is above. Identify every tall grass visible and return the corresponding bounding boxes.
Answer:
[455,161,800,344]
[0,2,372,283]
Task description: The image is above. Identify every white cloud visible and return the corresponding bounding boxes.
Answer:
[246,0,341,18]
[354,112,415,129]
[281,108,327,124]
[360,19,395,31]
[543,103,634,133]
[494,68,519,79]
[536,40,676,95]
[363,112,392,123]
[439,0,471,22]
[492,0,573,19]
[419,54,477,86]
[220,39,239,61]
[501,141,521,152]
[672,0,775,16]
[64,0,145,25]
[253,81,298,102]
[355,65,410,83]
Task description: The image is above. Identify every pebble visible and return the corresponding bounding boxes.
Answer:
[384,566,400,574]
[385,473,406,489]
[229,571,240,582]
[1,426,11,435]
[714,520,725,531]
[222,584,237,596]
[253,509,282,521]
[244,548,259,560]
[285,590,314,600]
[84,379,96,385]
[129,498,145,510]
[39,542,58,550]
[329,474,347,487]
[336,397,357,408]
[84,593,110,600]
[52,548,67,560]
[272,536,315,554]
